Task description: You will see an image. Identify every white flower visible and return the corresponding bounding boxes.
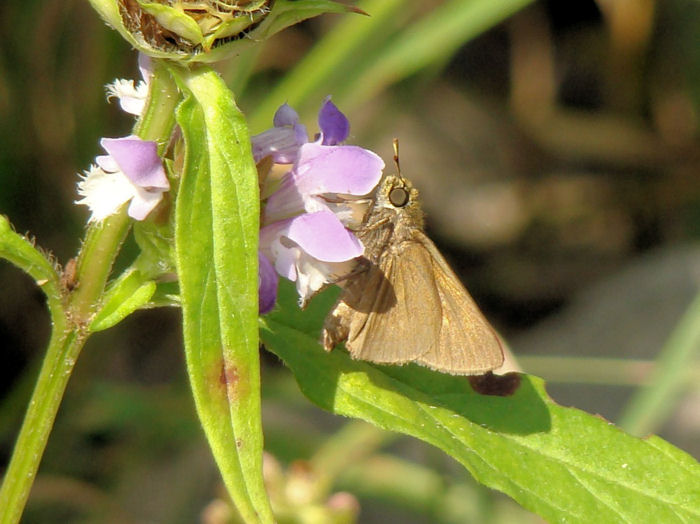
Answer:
[105,54,152,116]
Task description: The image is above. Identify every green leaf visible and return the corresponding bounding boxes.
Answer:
[170,65,273,523]
[260,281,700,523]
[89,269,157,332]
[0,215,64,326]
[132,219,176,277]
[136,0,205,44]
[257,0,360,38]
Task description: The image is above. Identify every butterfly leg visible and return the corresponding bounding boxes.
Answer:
[321,300,351,352]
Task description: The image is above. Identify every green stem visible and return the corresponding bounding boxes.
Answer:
[0,332,81,524]
[518,356,657,385]
[0,60,180,524]
[618,290,700,436]
[69,211,132,318]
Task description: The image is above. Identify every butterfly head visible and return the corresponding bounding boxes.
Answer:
[372,174,425,231]
[377,175,417,209]
[372,139,425,226]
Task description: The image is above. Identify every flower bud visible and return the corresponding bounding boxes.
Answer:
[88,0,360,63]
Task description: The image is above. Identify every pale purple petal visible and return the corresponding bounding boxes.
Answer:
[318,97,349,145]
[293,143,384,196]
[252,127,304,164]
[252,103,308,163]
[138,53,152,83]
[127,187,164,220]
[293,123,309,147]
[261,231,297,282]
[295,255,357,306]
[263,173,305,223]
[95,154,120,173]
[273,103,299,127]
[258,251,278,314]
[285,211,363,262]
[259,212,364,305]
[260,211,362,264]
[100,137,169,189]
[274,247,298,281]
[260,220,296,278]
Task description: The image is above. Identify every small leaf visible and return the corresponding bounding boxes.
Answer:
[261,280,700,524]
[0,215,65,325]
[90,270,157,332]
[170,65,273,522]
[203,12,267,51]
[0,216,59,288]
[137,0,204,44]
[132,219,176,276]
[259,0,363,38]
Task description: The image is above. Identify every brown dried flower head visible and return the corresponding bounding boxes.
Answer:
[89,0,360,63]
[119,0,269,54]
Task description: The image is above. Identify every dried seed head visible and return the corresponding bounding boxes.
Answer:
[89,0,358,63]
[118,0,270,55]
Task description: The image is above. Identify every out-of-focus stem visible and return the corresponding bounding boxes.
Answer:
[310,420,395,497]
[619,291,700,436]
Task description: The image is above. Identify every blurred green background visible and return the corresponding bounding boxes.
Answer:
[1,0,699,522]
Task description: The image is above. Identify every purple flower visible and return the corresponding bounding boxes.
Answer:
[252,96,352,165]
[316,97,350,145]
[258,251,279,314]
[76,136,169,222]
[254,99,384,306]
[260,210,363,301]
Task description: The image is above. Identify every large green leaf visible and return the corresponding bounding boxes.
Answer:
[171,65,273,523]
[260,280,700,523]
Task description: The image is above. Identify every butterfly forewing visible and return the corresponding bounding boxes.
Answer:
[414,234,504,374]
[349,244,442,364]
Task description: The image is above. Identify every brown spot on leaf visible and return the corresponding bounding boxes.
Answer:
[220,361,239,396]
[219,361,238,385]
[468,372,521,396]
[216,354,251,403]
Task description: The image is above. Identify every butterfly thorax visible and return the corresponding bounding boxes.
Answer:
[356,175,425,264]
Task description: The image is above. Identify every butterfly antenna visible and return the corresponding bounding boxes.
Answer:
[392,138,404,180]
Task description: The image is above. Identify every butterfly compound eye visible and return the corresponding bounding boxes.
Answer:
[389,187,409,207]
